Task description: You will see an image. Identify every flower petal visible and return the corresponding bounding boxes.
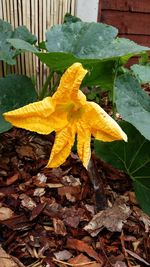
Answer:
[83,102,127,142]
[53,63,87,103]
[77,123,91,169]
[46,126,75,168]
[3,97,67,134]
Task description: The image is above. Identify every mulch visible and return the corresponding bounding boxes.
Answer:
[0,128,149,267]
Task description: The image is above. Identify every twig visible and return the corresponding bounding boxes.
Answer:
[53,258,95,266]
[27,260,43,267]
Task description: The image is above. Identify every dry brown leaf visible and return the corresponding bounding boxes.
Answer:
[133,207,150,233]
[53,218,67,236]
[58,186,81,202]
[84,198,131,236]
[67,238,102,263]
[68,253,102,267]
[125,249,150,266]
[6,173,20,185]
[54,250,73,261]
[16,145,35,159]
[19,194,36,210]
[114,261,127,267]
[0,206,14,221]
[0,246,25,267]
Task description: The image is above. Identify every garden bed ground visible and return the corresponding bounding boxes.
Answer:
[0,128,150,267]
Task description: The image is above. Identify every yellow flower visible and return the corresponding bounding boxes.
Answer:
[3,63,127,169]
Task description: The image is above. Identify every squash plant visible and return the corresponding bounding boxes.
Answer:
[0,19,37,133]
[1,15,150,215]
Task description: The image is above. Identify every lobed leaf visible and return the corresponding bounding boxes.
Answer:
[0,19,37,64]
[116,73,150,140]
[0,74,37,133]
[94,121,150,215]
[131,64,150,84]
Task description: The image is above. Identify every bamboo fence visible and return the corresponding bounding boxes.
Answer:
[0,0,76,92]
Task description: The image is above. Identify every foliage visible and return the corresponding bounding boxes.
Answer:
[0,15,150,215]
[94,121,150,215]
[0,19,37,64]
[0,75,37,133]
[116,73,150,141]
[131,64,150,84]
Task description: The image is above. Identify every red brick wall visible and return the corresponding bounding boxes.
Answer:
[98,0,150,47]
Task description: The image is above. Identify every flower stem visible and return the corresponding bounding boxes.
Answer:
[39,71,54,100]
[87,152,107,212]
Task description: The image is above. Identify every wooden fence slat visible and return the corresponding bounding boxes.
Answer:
[0,0,3,18]
[0,0,77,90]
[102,10,150,35]
[102,0,150,13]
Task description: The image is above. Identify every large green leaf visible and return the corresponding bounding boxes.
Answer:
[7,39,38,53]
[13,25,37,44]
[0,74,37,133]
[8,20,150,90]
[131,64,150,84]
[0,19,37,64]
[36,52,116,90]
[94,121,150,215]
[0,20,15,64]
[134,179,150,215]
[45,21,149,60]
[45,21,118,54]
[116,73,150,140]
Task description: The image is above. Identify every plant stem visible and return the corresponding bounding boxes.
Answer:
[112,60,119,119]
[39,70,54,100]
[5,63,11,76]
[49,74,61,96]
[87,152,107,212]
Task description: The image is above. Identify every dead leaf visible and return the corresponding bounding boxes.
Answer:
[67,238,102,263]
[16,145,35,159]
[58,185,81,202]
[19,194,36,210]
[0,206,14,220]
[33,188,45,197]
[84,198,131,236]
[62,175,81,187]
[53,218,67,236]
[6,173,20,185]
[114,261,127,267]
[0,246,25,267]
[68,253,102,267]
[133,206,150,233]
[54,250,72,261]
[125,249,150,266]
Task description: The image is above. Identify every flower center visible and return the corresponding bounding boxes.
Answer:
[58,102,85,123]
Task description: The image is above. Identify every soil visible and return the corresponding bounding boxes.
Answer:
[0,128,149,267]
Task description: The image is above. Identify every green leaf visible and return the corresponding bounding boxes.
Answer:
[134,179,150,215]
[7,39,38,53]
[0,19,37,64]
[0,19,15,64]
[116,73,150,140]
[94,121,150,215]
[45,21,118,54]
[63,13,82,24]
[94,121,150,179]
[13,25,37,44]
[45,22,149,60]
[33,22,149,89]
[131,64,150,84]
[0,74,37,133]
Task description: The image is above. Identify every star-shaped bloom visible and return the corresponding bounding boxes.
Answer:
[3,63,127,169]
